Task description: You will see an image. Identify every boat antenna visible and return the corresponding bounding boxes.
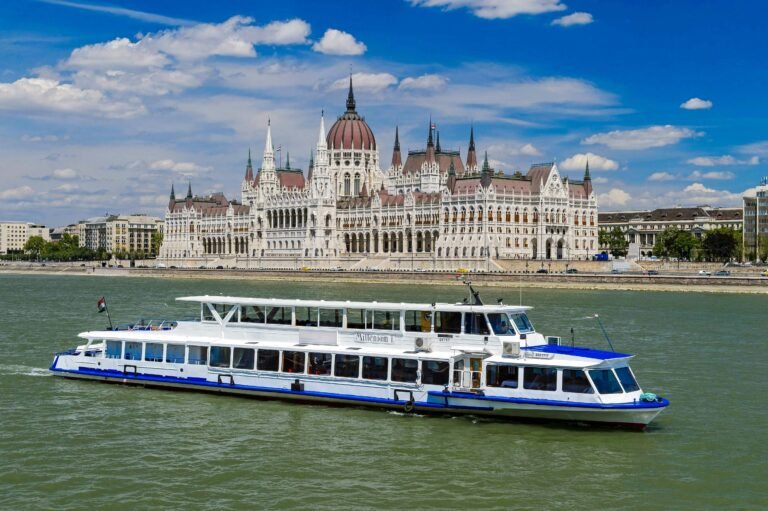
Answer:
[570,327,575,347]
[594,314,615,352]
[457,275,483,305]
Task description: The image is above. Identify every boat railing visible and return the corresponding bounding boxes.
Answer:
[113,319,179,332]
[452,369,483,390]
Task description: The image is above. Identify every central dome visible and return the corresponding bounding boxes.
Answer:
[326,77,376,150]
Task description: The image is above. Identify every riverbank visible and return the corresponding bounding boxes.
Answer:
[2,263,767,294]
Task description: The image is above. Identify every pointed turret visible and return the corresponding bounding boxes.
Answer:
[480,151,492,188]
[583,159,593,196]
[307,149,314,181]
[482,151,491,175]
[317,109,326,147]
[244,148,254,182]
[466,125,477,173]
[186,182,193,200]
[346,74,356,113]
[436,131,441,153]
[261,118,276,175]
[391,126,402,168]
[425,117,436,163]
[447,157,457,193]
[170,183,176,200]
[285,152,291,170]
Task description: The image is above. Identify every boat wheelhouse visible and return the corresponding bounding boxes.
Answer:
[50,293,668,428]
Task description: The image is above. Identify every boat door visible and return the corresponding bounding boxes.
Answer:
[452,355,484,390]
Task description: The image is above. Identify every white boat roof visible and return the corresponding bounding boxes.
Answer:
[177,295,532,313]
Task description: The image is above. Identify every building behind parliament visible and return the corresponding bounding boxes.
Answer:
[160,79,598,269]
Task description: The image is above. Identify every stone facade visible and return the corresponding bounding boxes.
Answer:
[743,177,768,261]
[160,80,598,269]
[0,221,50,254]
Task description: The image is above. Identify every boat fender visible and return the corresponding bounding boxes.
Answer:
[403,400,415,413]
[640,392,659,402]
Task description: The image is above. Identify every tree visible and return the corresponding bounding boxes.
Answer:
[654,227,700,261]
[759,234,768,263]
[24,236,47,260]
[701,228,738,262]
[151,231,164,256]
[606,227,628,258]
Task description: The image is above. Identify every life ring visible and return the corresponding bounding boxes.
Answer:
[403,400,415,413]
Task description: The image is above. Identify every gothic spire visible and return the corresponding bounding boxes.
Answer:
[466,125,478,171]
[317,109,326,147]
[186,181,192,200]
[245,148,254,181]
[427,117,434,147]
[391,126,402,168]
[583,159,593,196]
[170,184,175,200]
[584,159,591,181]
[285,152,291,170]
[482,151,491,174]
[436,131,441,153]
[346,74,356,112]
[425,118,435,164]
[307,148,314,181]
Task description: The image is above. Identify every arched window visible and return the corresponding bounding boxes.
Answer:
[354,173,361,195]
[344,174,351,195]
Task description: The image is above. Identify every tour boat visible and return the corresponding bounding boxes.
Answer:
[50,289,669,429]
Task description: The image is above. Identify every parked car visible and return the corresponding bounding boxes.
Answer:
[714,270,730,276]
[565,268,578,274]
[646,269,659,275]
[698,270,711,276]
[535,268,548,274]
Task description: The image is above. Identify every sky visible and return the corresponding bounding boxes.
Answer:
[1,0,767,226]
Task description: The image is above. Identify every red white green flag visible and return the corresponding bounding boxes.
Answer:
[97,297,107,313]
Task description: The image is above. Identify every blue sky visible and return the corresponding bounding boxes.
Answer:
[1,0,766,226]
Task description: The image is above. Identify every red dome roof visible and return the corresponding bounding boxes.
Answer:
[326,77,376,150]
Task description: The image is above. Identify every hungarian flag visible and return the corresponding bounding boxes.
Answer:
[97,297,107,313]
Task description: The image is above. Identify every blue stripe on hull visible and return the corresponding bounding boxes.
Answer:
[428,390,669,410]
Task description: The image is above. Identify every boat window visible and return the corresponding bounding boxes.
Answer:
[166,344,184,364]
[510,313,534,333]
[615,367,639,392]
[124,341,142,360]
[362,356,388,380]
[434,311,462,334]
[308,352,332,375]
[562,369,594,393]
[144,343,164,362]
[210,346,231,368]
[319,308,343,328]
[241,305,265,323]
[422,360,450,385]
[523,366,557,391]
[464,313,490,335]
[204,303,231,321]
[106,340,122,359]
[266,306,292,325]
[487,313,515,335]
[371,310,399,331]
[257,349,280,371]
[334,354,360,378]
[404,310,431,332]
[391,358,418,383]
[188,345,208,365]
[295,307,318,327]
[346,309,366,329]
[233,348,255,369]
[588,369,623,394]
[203,305,215,321]
[282,351,306,373]
[486,364,518,388]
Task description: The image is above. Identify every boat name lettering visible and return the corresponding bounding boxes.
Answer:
[355,333,392,344]
[527,351,554,359]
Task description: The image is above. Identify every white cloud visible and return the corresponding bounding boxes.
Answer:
[67,38,171,69]
[0,185,35,199]
[40,0,194,26]
[680,97,712,110]
[593,176,609,184]
[560,152,618,171]
[737,140,768,156]
[598,188,631,206]
[648,172,676,181]
[409,0,566,19]
[684,182,716,194]
[519,143,541,156]
[242,19,311,46]
[582,125,701,150]
[312,29,366,55]
[330,72,397,92]
[53,168,78,179]
[21,134,64,142]
[149,159,211,174]
[688,170,734,180]
[552,12,594,27]
[0,77,145,118]
[73,67,210,96]
[53,183,80,193]
[399,74,448,90]
[686,155,759,166]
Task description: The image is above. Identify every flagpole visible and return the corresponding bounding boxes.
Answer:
[104,297,114,331]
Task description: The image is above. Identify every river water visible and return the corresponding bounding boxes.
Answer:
[0,273,765,510]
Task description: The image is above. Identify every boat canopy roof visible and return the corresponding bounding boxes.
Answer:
[176,295,532,314]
